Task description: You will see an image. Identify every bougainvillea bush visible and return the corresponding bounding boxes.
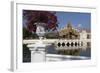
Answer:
[23,10,58,32]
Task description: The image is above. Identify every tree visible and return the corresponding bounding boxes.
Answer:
[23,27,32,39]
[23,44,31,62]
[23,27,38,39]
[23,10,58,33]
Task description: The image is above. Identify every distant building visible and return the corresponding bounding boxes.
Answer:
[59,22,80,39]
[56,22,91,50]
[79,29,91,48]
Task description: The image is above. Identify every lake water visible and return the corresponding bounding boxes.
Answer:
[46,45,91,57]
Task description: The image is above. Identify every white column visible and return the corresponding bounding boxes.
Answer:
[27,43,46,62]
[30,48,46,62]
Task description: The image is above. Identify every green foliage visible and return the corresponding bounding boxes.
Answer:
[23,27,38,39]
[23,27,32,39]
[45,32,59,39]
[23,44,31,62]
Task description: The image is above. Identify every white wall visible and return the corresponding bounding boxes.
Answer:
[0,0,100,73]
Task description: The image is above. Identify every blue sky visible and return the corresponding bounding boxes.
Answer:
[55,11,91,30]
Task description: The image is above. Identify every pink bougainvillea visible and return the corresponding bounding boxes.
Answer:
[23,10,58,32]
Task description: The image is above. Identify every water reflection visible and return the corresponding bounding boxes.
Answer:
[46,45,91,58]
[80,48,91,57]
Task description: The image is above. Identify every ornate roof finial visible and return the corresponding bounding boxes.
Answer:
[67,21,72,28]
